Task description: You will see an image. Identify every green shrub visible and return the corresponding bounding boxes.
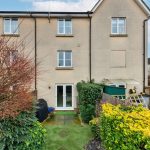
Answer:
[89,118,100,139]
[77,81,103,123]
[0,111,46,150]
[100,103,150,150]
[80,104,95,123]
[77,81,103,105]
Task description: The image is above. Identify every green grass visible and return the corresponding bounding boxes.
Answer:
[43,124,92,150]
[55,111,76,115]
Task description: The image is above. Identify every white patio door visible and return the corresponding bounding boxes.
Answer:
[56,84,73,110]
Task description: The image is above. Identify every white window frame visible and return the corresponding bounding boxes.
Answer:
[57,50,72,67]
[4,18,19,34]
[55,84,74,110]
[111,17,126,34]
[57,18,72,35]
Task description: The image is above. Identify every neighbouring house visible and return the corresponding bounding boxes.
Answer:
[0,0,149,110]
[148,58,150,85]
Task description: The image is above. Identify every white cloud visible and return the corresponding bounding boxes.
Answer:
[32,0,98,12]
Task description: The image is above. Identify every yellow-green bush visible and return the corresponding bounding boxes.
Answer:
[89,118,100,139]
[100,103,150,150]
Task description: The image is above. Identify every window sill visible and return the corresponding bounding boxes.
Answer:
[56,67,74,70]
[111,66,126,68]
[56,34,74,37]
[2,33,20,37]
[110,34,128,37]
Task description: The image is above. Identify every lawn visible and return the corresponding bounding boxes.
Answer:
[42,112,92,150]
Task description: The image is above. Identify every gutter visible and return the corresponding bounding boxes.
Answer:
[0,11,89,18]
[88,11,92,82]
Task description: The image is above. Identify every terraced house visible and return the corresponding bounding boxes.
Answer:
[0,0,149,110]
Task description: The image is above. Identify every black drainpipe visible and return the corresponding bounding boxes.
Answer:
[31,13,37,99]
[34,17,37,98]
[88,12,92,82]
[143,17,149,92]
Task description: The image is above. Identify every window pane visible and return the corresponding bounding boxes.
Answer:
[65,20,71,27]
[112,18,117,25]
[59,52,64,59]
[58,20,64,34]
[65,52,71,59]
[65,60,71,66]
[65,20,71,34]
[11,19,18,34]
[66,86,72,107]
[4,19,10,33]
[65,26,71,34]
[112,19,117,34]
[118,19,125,34]
[119,18,125,25]
[59,60,64,66]
[118,26,125,34]
[59,27,64,34]
[57,86,63,107]
[112,26,117,34]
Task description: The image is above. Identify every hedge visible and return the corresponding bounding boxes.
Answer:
[77,81,103,123]
[0,111,46,150]
[100,103,150,150]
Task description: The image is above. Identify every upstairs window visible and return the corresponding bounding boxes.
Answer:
[4,18,18,34]
[57,51,72,67]
[111,18,126,34]
[58,19,72,34]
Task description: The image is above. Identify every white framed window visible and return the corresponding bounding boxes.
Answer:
[111,18,126,34]
[57,51,72,67]
[58,19,72,34]
[4,18,18,34]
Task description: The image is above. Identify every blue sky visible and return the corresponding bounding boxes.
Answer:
[0,0,32,11]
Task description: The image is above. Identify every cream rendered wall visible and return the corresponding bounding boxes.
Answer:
[0,17,35,56]
[0,0,147,108]
[91,0,147,92]
[36,18,89,107]
[0,17,35,89]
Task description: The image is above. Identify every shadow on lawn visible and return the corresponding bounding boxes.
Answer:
[43,111,81,125]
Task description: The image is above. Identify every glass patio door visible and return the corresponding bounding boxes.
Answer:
[56,84,73,109]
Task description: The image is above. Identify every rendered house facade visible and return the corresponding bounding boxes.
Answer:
[0,0,149,110]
